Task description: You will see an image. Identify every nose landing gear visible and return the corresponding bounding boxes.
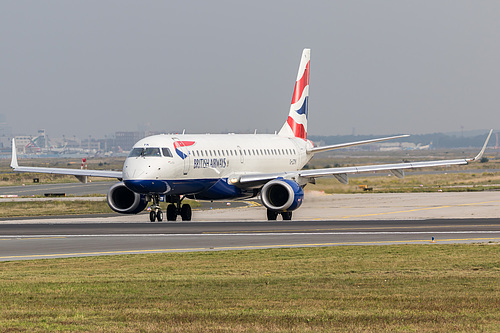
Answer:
[149,194,163,222]
[148,194,192,222]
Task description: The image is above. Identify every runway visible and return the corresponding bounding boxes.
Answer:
[1,191,499,261]
[1,218,499,261]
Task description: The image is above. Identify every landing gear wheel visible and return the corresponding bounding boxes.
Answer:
[167,204,177,221]
[281,211,292,220]
[149,210,156,222]
[181,204,192,221]
[267,210,278,221]
[157,210,163,222]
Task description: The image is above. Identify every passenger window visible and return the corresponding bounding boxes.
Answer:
[162,148,173,157]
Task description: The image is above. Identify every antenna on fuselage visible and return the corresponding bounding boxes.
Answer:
[182,129,185,135]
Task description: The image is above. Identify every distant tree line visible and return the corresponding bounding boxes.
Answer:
[308,132,495,149]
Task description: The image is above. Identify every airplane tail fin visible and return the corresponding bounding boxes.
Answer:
[278,48,310,139]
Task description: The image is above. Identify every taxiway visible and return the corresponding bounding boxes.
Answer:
[0,191,499,261]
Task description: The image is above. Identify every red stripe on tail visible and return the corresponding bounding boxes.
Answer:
[287,116,307,139]
[291,61,310,105]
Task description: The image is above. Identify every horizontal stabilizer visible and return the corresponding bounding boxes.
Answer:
[308,135,410,154]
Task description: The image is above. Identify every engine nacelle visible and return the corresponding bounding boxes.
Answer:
[261,179,304,212]
[107,182,148,214]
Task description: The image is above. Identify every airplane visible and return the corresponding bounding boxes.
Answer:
[10,49,493,222]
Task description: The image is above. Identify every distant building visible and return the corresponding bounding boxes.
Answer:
[81,138,101,152]
[14,136,33,154]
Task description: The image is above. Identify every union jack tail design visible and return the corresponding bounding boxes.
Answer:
[278,48,310,139]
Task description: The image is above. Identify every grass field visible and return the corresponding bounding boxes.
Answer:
[0,200,112,218]
[0,245,498,332]
[0,199,201,218]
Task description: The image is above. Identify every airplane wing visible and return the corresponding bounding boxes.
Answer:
[237,129,493,187]
[10,139,123,180]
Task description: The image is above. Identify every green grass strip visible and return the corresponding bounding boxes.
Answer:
[0,244,498,332]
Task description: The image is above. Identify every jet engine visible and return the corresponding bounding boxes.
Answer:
[107,182,148,214]
[261,178,304,212]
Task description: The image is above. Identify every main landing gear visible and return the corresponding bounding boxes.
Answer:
[148,195,192,222]
[267,209,292,221]
[166,195,192,221]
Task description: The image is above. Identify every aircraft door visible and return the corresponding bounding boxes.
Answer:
[237,146,244,163]
[173,138,191,175]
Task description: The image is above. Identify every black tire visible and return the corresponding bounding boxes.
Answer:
[157,210,163,222]
[181,204,192,221]
[149,210,156,222]
[281,211,292,220]
[167,204,177,221]
[267,209,278,221]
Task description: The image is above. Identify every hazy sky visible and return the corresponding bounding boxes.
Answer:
[1,1,499,138]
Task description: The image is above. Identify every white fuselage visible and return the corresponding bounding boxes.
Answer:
[122,133,314,199]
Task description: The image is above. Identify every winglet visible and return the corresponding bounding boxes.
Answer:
[10,138,18,169]
[467,129,493,162]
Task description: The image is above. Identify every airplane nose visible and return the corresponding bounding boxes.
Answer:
[123,157,172,194]
[124,179,171,194]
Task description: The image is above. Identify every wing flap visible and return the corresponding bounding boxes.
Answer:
[299,159,468,179]
[237,158,468,187]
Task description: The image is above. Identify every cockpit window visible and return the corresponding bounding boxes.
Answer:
[162,148,173,157]
[143,148,161,157]
[128,147,162,157]
[128,148,144,157]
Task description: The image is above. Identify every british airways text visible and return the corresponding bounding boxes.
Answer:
[194,158,227,169]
